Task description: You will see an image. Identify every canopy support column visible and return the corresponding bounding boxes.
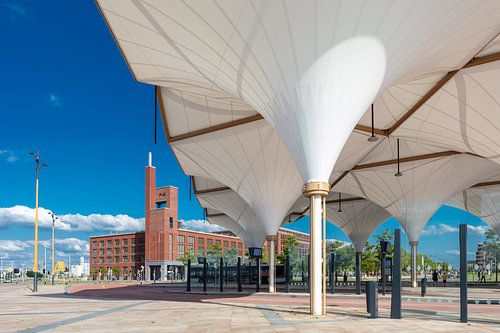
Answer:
[267,235,276,293]
[355,252,362,295]
[304,182,330,316]
[410,241,418,288]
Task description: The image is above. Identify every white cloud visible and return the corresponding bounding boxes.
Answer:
[422,223,458,236]
[0,150,18,163]
[0,240,30,252]
[467,225,488,235]
[445,250,475,256]
[0,205,144,233]
[179,219,225,233]
[47,93,62,108]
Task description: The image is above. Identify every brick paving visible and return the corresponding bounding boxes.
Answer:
[1,283,500,332]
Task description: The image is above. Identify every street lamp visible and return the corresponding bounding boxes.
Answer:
[29,150,47,292]
[48,211,58,285]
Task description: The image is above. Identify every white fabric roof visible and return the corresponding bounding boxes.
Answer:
[446,182,500,236]
[334,154,500,242]
[325,198,390,253]
[173,121,303,236]
[97,0,500,184]
[193,176,266,248]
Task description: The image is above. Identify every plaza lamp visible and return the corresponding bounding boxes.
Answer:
[29,150,47,292]
[394,139,403,177]
[367,104,378,142]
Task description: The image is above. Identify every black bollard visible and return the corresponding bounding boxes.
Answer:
[237,257,242,292]
[460,224,468,323]
[187,259,191,292]
[203,262,207,293]
[249,262,252,285]
[421,278,427,297]
[366,280,378,318]
[285,255,290,293]
[220,257,224,292]
[256,258,260,292]
[330,253,335,294]
[391,229,402,319]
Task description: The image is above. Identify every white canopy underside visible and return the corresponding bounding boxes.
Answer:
[447,183,500,236]
[96,1,500,244]
[334,154,500,242]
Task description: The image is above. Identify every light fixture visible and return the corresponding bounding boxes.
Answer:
[337,193,343,212]
[367,104,378,142]
[395,138,403,177]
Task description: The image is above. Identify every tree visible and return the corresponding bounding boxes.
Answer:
[329,241,355,272]
[207,244,223,265]
[277,234,299,264]
[111,266,120,279]
[483,228,500,282]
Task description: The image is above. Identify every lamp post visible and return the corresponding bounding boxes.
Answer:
[380,240,390,296]
[48,212,58,285]
[29,150,47,293]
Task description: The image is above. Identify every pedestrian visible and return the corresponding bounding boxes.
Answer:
[432,270,439,287]
[442,272,447,285]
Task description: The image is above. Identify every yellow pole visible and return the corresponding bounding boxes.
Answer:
[322,196,327,314]
[34,177,39,291]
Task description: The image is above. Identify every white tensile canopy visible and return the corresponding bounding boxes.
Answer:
[447,182,500,236]
[97,0,500,315]
[193,176,266,248]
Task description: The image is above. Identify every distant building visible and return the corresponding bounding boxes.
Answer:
[89,155,340,281]
[70,256,89,278]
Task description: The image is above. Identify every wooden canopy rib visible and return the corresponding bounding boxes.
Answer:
[354,124,388,136]
[206,212,225,218]
[169,114,264,142]
[387,51,500,135]
[353,151,460,170]
[472,180,500,188]
[195,186,231,195]
[325,196,365,205]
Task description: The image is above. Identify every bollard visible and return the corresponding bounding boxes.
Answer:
[220,257,224,292]
[187,259,191,292]
[460,224,468,323]
[256,258,260,292]
[237,257,242,292]
[285,255,290,293]
[366,280,378,318]
[421,278,427,297]
[390,229,402,319]
[203,262,207,293]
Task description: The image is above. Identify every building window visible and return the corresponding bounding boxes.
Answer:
[107,240,112,246]
[216,240,221,247]
[99,258,104,263]
[231,242,236,249]
[106,248,112,255]
[122,247,128,254]
[198,238,204,245]
[123,239,128,246]
[223,241,229,248]
[92,249,97,255]
[131,238,136,245]
[207,239,213,246]
[99,249,104,255]
[169,216,174,229]
[115,256,120,263]
[198,246,205,256]
[92,258,96,264]
[131,255,135,262]
[188,245,195,254]
[99,241,104,247]
[123,256,128,263]
[92,241,97,247]
[156,201,167,208]
[238,243,242,249]
[131,246,135,253]
[188,236,195,244]
[106,257,111,264]
[178,245,185,254]
[169,234,173,260]
[178,235,185,243]
[115,248,120,254]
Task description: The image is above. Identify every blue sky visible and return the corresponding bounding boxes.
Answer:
[0,1,492,268]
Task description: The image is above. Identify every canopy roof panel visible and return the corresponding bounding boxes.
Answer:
[333,154,500,242]
[446,182,500,236]
[172,119,303,235]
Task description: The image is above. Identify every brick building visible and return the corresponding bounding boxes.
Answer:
[89,154,314,281]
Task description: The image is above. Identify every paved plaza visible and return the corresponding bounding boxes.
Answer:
[1,283,500,332]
